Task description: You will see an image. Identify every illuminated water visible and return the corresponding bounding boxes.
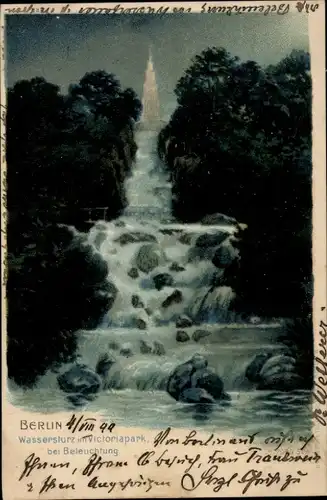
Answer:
[9,131,311,435]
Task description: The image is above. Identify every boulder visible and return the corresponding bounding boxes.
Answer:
[95,353,116,378]
[246,352,300,390]
[167,354,227,403]
[212,241,238,268]
[258,372,305,391]
[127,267,139,279]
[159,228,179,235]
[176,330,190,342]
[188,245,216,263]
[115,232,157,246]
[103,281,118,311]
[92,285,116,318]
[176,315,193,328]
[192,329,212,342]
[189,289,209,322]
[145,307,152,316]
[57,364,102,395]
[245,353,273,383]
[180,387,215,404]
[67,394,96,407]
[259,354,297,381]
[179,233,193,245]
[120,343,134,358]
[189,354,208,370]
[153,273,174,291]
[167,357,199,400]
[201,213,237,226]
[169,262,186,273]
[162,289,183,308]
[194,232,230,248]
[131,295,144,308]
[135,244,164,274]
[153,341,166,356]
[191,367,224,400]
[190,286,235,323]
[132,317,147,330]
[140,339,153,354]
[260,361,296,379]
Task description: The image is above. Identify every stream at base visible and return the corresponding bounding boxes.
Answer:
[8,131,311,434]
[10,387,310,435]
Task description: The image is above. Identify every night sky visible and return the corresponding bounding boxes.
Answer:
[6,13,309,120]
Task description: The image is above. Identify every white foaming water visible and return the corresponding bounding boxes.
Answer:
[87,217,238,329]
[125,131,172,220]
[9,129,310,434]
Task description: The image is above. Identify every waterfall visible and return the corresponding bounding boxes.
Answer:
[9,128,309,436]
[71,130,284,395]
[124,131,172,221]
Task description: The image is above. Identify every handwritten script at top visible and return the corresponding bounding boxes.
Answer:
[3,2,320,16]
[1,103,7,288]
[17,426,319,495]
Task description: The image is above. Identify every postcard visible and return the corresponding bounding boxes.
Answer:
[1,1,326,498]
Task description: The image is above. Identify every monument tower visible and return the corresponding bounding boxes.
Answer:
[140,46,160,130]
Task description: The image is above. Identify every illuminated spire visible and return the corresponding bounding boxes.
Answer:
[141,46,160,128]
[148,45,154,71]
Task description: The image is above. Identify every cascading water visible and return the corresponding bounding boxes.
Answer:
[9,130,311,434]
[78,129,262,393]
[125,131,172,221]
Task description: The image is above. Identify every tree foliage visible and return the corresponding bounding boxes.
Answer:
[7,72,141,236]
[6,71,141,386]
[159,47,312,317]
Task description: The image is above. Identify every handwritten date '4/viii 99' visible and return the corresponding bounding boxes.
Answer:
[65,414,116,435]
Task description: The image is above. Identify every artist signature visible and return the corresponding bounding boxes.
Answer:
[312,319,327,426]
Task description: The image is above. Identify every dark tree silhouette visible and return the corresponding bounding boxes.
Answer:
[159,47,312,319]
[6,71,141,387]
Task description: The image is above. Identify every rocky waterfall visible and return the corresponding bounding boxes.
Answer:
[9,131,311,433]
